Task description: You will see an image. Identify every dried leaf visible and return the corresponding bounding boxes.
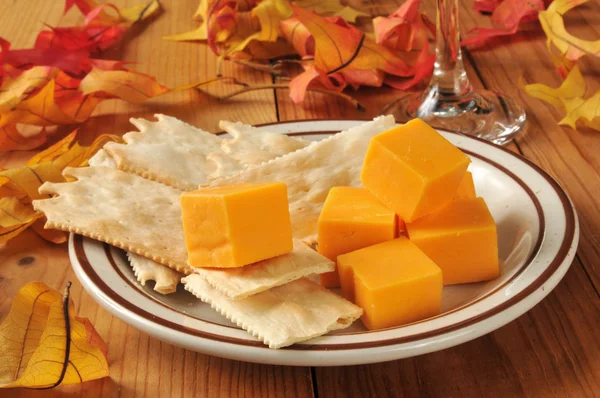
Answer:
[0,125,47,152]
[462,0,545,47]
[373,0,434,52]
[0,282,109,388]
[31,218,69,244]
[0,0,164,153]
[78,68,169,103]
[0,197,41,241]
[539,0,600,65]
[0,67,55,114]
[291,6,412,76]
[0,132,121,243]
[27,131,79,166]
[524,65,600,131]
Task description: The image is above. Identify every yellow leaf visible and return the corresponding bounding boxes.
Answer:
[0,67,55,114]
[522,64,585,109]
[118,0,161,24]
[0,197,41,242]
[0,282,109,388]
[0,80,77,128]
[524,65,600,131]
[224,0,287,57]
[0,197,40,227]
[0,282,61,385]
[26,130,79,166]
[539,0,600,64]
[0,163,65,201]
[78,68,169,103]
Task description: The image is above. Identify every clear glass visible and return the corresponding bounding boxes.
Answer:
[382,0,526,145]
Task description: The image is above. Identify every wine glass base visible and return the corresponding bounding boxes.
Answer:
[383,89,527,146]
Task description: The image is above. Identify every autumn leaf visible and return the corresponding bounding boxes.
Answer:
[0,282,109,388]
[462,0,545,47]
[524,65,600,131]
[0,132,122,243]
[0,0,164,153]
[78,68,170,103]
[0,125,48,152]
[291,6,412,76]
[373,0,435,52]
[538,0,600,71]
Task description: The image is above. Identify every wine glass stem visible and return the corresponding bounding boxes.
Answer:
[430,0,472,98]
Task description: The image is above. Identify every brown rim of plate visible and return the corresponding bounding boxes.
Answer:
[73,126,576,351]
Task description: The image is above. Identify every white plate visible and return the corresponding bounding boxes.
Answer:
[69,120,579,366]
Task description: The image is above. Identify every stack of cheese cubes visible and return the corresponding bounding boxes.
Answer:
[318,119,499,330]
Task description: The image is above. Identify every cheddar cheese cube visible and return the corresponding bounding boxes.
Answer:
[454,171,476,200]
[337,237,442,330]
[361,118,471,222]
[406,197,499,285]
[317,187,396,288]
[181,182,293,268]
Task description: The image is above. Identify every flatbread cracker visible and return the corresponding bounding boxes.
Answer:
[182,276,363,349]
[104,115,223,191]
[88,149,117,168]
[104,115,309,191]
[127,252,182,294]
[208,116,396,241]
[33,166,193,273]
[219,120,309,165]
[32,167,336,290]
[192,239,334,299]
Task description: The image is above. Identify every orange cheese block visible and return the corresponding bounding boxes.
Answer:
[317,187,396,288]
[454,171,476,200]
[180,182,293,268]
[337,237,443,330]
[361,118,471,222]
[406,197,499,285]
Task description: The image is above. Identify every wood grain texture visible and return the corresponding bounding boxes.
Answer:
[1,0,600,397]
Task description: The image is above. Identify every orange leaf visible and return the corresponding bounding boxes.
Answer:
[280,17,314,57]
[31,218,68,244]
[291,5,412,77]
[78,68,169,103]
[373,0,434,52]
[0,80,77,127]
[0,67,55,114]
[0,124,47,152]
[0,282,109,388]
[27,130,79,166]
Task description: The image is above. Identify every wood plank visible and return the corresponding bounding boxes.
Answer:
[459,0,600,292]
[315,258,600,398]
[0,0,313,396]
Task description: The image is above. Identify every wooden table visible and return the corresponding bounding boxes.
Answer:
[1,0,599,396]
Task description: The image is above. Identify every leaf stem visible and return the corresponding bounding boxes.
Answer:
[31,281,72,390]
[205,84,366,111]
